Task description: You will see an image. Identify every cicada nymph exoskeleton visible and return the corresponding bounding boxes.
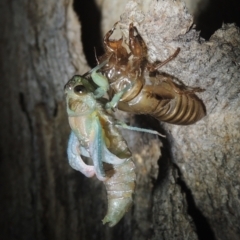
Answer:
[94,22,206,125]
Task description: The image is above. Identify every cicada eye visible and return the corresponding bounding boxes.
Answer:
[74,85,87,95]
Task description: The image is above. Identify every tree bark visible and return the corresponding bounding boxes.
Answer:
[114,1,240,240]
[0,0,239,240]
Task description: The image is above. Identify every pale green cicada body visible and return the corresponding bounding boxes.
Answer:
[64,64,162,226]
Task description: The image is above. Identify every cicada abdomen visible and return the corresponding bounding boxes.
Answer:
[102,158,135,226]
[152,81,206,125]
[118,73,206,125]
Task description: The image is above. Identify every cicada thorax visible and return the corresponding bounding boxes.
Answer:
[99,51,147,106]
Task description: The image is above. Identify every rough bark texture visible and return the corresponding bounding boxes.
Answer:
[115,1,240,240]
[0,0,240,240]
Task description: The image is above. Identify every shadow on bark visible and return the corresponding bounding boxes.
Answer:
[196,0,240,39]
[136,114,217,240]
[174,163,216,240]
[73,0,104,67]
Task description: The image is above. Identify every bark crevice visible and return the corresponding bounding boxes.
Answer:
[73,0,104,67]
[174,163,216,240]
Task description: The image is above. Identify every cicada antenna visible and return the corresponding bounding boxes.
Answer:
[94,47,100,65]
[148,48,181,72]
[82,55,111,78]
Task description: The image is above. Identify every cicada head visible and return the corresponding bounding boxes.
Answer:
[64,75,97,116]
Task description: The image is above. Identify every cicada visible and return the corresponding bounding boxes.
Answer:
[86,22,206,125]
[64,74,161,226]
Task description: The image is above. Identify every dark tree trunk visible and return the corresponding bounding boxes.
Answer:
[0,0,240,240]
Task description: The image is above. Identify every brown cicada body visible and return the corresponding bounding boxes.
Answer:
[97,23,206,125]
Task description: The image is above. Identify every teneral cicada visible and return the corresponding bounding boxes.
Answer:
[89,22,206,125]
[64,75,161,226]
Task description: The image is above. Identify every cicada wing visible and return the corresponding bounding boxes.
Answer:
[89,119,106,181]
[89,117,126,181]
[67,132,95,178]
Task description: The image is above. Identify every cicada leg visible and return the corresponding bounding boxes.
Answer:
[103,22,130,64]
[67,132,95,178]
[147,48,181,72]
[103,22,122,51]
[91,73,109,99]
[115,121,165,137]
[82,59,110,98]
[105,85,131,110]
[128,23,148,58]
[177,85,205,94]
